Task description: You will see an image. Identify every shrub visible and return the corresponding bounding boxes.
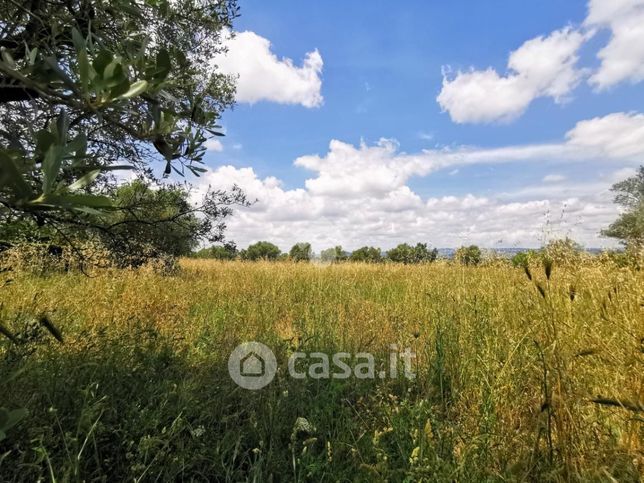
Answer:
[543,238,583,264]
[511,251,530,268]
[599,248,643,270]
[454,245,482,265]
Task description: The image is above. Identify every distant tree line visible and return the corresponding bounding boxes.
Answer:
[193,241,442,264]
[191,167,644,267]
[192,235,642,268]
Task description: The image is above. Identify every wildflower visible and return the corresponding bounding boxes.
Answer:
[291,417,316,443]
[409,446,420,465]
[424,419,433,442]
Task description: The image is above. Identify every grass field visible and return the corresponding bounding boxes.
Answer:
[0,259,642,481]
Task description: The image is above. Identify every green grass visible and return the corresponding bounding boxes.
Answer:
[0,259,642,481]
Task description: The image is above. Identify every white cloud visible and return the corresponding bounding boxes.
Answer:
[437,28,586,123]
[543,174,566,182]
[214,30,323,107]
[565,112,644,158]
[194,112,643,251]
[608,166,637,182]
[198,164,620,250]
[449,111,636,166]
[586,0,644,89]
[437,0,644,122]
[429,111,644,166]
[294,138,426,198]
[204,138,224,152]
[501,181,610,200]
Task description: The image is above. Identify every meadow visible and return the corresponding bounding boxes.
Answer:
[0,258,642,481]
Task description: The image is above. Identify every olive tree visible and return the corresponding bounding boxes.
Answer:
[0,0,242,259]
[387,242,438,264]
[349,246,382,263]
[289,242,312,262]
[240,241,281,261]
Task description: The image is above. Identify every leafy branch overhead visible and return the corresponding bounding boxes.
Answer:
[0,0,239,214]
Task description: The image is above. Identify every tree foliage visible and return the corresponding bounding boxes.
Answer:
[320,245,348,263]
[96,180,245,265]
[602,166,644,249]
[289,242,312,262]
[240,241,281,261]
[387,243,438,264]
[511,251,530,268]
[454,245,482,266]
[193,242,238,260]
[349,246,382,263]
[0,0,240,260]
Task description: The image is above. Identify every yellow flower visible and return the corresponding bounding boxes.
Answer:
[424,419,433,442]
[409,446,420,465]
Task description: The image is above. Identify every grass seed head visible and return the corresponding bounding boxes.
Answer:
[543,257,553,281]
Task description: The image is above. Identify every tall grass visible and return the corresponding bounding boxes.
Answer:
[0,259,642,481]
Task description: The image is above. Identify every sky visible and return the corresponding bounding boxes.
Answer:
[192,0,644,251]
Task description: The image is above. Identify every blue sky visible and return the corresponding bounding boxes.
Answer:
[195,0,644,251]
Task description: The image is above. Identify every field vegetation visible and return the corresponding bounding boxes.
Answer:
[1,0,643,481]
[1,256,642,481]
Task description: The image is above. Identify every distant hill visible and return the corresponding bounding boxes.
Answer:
[435,247,609,259]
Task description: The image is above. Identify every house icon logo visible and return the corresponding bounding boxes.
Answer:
[240,351,265,377]
[228,342,277,390]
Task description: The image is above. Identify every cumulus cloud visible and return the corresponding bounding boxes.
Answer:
[214,30,323,107]
[437,1,644,122]
[294,139,428,198]
[437,28,586,123]
[586,0,644,89]
[194,112,643,251]
[197,164,619,251]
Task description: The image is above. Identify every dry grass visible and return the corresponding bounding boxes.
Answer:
[0,258,642,481]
